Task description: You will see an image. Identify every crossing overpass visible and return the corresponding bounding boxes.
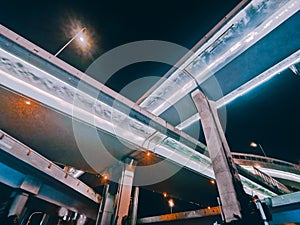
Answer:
[0,23,284,199]
[0,0,299,224]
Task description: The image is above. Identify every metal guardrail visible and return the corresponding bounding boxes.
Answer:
[232,153,300,172]
[0,130,101,204]
[252,167,291,194]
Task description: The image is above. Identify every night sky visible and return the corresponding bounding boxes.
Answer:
[1,0,300,216]
[0,0,240,68]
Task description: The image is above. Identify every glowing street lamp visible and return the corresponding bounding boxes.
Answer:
[55,27,87,57]
[250,141,267,157]
[168,199,175,214]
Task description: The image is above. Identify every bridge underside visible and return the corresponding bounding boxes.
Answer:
[0,0,300,224]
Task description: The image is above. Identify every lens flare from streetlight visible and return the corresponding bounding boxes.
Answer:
[75,29,88,47]
[61,16,98,57]
[73,27,90,51]
[250,141,258,148]
[168,199,175,208]
[210,179,215,185]
[79,36,84,43]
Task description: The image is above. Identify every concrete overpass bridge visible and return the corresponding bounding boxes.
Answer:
[1,125,300,224]
[0,0,299,224]
[232,152,300,190]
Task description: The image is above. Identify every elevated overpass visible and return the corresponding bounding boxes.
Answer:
[1,128,300,224]
[0,23,280,198]
[232,152,300,190]
[0,0,299,224]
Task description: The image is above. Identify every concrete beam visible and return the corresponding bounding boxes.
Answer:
[266,191,300,208]
[137,206,221,224]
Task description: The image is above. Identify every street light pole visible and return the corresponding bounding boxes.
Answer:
[250,141,267,157]
[168,199,174,214]
[54,27,86,57]
[258,143,267,157]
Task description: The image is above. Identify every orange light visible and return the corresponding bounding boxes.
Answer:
[25,100,31,105]
[168,199,174,208]
[210,179,215,185]
[163,192,168,198]
[208,206,211,209]
[250,141,258,148]
[146,151,151,157]
[102,173,109,181]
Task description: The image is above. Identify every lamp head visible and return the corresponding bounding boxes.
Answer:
[250,141,258,148]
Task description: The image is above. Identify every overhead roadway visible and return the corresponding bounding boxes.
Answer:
[232,153,300,190]
[139,0,300,130]
[0,0,299,209]
[0,23,280,199]
[0,1,299,201]
[0,130,100,220]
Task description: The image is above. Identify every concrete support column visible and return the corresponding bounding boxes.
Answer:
[192,90,246,223]
[116,163,135,225]
[99,184,116,225]
[130,186,139,225]
[7,192,29,224]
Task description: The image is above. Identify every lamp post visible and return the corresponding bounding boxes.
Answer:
[250,141,267,157]
[55,27,87,57]
[168,199,174,214]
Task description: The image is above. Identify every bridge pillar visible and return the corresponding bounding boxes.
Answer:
[192,89,262,224]
[7,191,29,224]
[98,166,122,225]
[115,161,135,225]
[130,186,139,225]
[99,184,117,225]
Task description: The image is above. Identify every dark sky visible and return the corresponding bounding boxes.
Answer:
[0,0,299,164]
[225,68,300,164]
[0,0,240,68]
